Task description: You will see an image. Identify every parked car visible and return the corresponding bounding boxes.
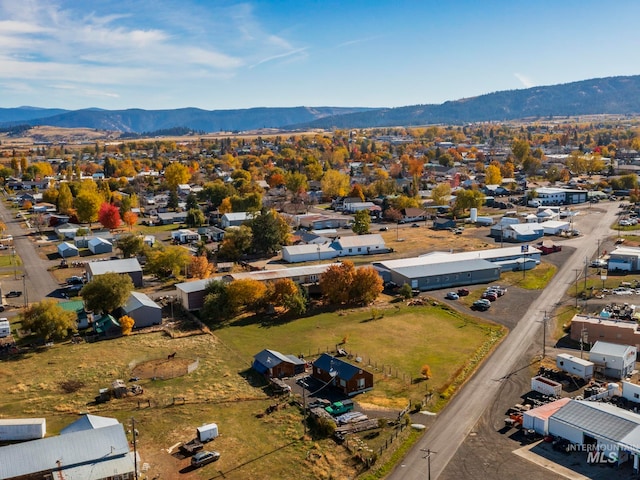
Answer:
[487,286,506,296]
[379,226,389,231]
[5,291,21,298]
[191,450,220,467]
[325,399,355,416]
[457,288,470,297]
[481,291,498,302]
[445,292,459,300]
[411,223,420,228]
[472,299,491,311]
[612,287,633,295]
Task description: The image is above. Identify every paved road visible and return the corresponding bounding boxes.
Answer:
[0,200,60,309]
[388,202,620,480]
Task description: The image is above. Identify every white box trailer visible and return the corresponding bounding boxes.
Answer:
[531,376,563,397]
[197,423,219,442]
[0,418,46,441]
[556,353,594,380]
[0,318,10,338]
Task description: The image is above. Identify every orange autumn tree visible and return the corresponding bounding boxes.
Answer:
[123,211,138,231]
[190,256,213,279]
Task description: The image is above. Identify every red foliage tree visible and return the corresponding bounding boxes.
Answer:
[98,202,122,231]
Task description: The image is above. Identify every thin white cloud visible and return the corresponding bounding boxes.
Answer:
[250,48,308,69]
[0,0,304,106]
[514,73,535,88]
[337,35,382,48]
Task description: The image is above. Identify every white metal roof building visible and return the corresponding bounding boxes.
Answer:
[548,400,640,468]
[590,341,637,379]
[85,258,143,287]
[0,423,135,479]
[609,246,640,272]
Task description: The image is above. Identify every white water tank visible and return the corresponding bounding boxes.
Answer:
[470,208,478,222]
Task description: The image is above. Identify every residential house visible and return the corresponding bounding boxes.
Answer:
[312,353,374,396]
[332,234,387,256]
[432,217,456,230]
[55,223,82,239]
[157,211,188,225]
[59,300,89,329]
[281,243,337,263]
[252,349,306,378]
[400,207,427,223]
[171,229,200,244]
[220,212,253,228]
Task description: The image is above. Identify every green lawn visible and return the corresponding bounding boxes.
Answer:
[216,303,505,410]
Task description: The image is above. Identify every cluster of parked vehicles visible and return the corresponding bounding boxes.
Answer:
[471,285,507,311]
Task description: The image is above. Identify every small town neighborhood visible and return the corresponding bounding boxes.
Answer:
[2,118,640,480]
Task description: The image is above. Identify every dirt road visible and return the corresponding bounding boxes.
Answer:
[388,202,620,480]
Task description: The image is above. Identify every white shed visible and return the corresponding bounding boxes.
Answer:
[540,220,570,235]
[281,243,338,263]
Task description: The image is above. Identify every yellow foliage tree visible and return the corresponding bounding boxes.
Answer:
[227,279,266,311]
[190,256,213,279]
[421,364,432,380]
[120,315,135,335]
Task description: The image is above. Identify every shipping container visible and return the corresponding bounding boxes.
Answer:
[531,375,563,397]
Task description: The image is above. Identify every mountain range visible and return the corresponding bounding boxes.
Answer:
[2,75,640,134]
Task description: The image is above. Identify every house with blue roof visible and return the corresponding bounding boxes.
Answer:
[252,349,306,378]
[312,353,373,396]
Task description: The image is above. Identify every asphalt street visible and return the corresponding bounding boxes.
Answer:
[0,199,60,312]
[388,201,620,480]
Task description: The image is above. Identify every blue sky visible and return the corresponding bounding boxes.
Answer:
[1,0,638,111]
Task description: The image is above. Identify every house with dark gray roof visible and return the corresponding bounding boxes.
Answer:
[312,353,373,396]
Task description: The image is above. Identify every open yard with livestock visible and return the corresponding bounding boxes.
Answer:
[0,301,504,479]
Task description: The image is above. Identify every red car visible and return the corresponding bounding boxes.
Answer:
[457,288,470,296]
[482,291,498,302]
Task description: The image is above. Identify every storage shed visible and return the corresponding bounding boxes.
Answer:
[120,291,162,328]
[57,242,79,258]
[88,237,113,255]
[590,341,637,379]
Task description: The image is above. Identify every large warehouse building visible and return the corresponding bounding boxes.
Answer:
[373,246,541,291]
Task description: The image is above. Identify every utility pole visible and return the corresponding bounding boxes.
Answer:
[421,448,437,480]
[574,269,580,308]
[542,311,549,359]
[131,417,139,480]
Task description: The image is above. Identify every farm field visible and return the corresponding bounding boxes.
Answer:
[0,302,504,479]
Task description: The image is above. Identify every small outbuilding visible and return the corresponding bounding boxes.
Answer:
[57,242,79,258]
[590,341,637,379]
[120,291,162,328]
[88,237,113,255]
